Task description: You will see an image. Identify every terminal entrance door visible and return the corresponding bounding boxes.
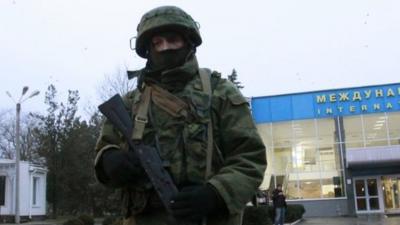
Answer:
[354,177,384,213]
[382,176,400,213]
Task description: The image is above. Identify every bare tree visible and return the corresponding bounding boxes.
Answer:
[0,111,15,159]
[97,65,137,101]
[0,112,40,161]
[20,116,42,162]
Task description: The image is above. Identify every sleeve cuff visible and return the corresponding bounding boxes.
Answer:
[94,144,120,184]
[207,178,240,215]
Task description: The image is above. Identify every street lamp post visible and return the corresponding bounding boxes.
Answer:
[15,102,21,225]
[6,87,40,224]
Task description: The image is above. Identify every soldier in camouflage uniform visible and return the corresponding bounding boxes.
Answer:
[94,5,266,225]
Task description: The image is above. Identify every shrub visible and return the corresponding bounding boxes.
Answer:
[63,218,84,225]
[102,216,117,225]
[102,216,122,225]
[78,214,95,225]
[111,218,123,225]
[285,204,306,223]
[243,205,272,225]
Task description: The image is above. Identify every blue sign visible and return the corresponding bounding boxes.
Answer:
[251,83,400,123]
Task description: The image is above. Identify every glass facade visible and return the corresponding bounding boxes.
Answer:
[387,112,400,145]
[258,118,345,199]
[253,83,400,216]
[257,111,400,200]
[344,111,400,149]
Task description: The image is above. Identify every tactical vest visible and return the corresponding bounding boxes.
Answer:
[122,69,224,217]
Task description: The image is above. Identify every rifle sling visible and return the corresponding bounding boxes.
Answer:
[199,68,213,180]
[132,86,151,141]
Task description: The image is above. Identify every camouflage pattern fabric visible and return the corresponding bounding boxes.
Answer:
[94,56,267,225]
[135,5,202,58]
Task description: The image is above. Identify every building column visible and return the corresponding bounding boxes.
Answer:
[335,116,356,216]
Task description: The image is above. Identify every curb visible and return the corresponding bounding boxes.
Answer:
[286,218,303,225]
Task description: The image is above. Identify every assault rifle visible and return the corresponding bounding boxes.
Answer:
[99,94,188,224]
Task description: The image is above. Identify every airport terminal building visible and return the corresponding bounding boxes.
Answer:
[251,82,400,217]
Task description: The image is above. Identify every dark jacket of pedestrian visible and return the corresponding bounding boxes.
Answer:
[272,188,287,208]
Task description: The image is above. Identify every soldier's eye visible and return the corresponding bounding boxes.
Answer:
[167,35,183,44]
[151,36,163,46]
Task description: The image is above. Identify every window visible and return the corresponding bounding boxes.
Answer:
[293,120,318,172]
[317,118,337,145]
[267,118,345,200]
[362,113,389,147]
[257,123,274,190]
[293,120,316,141]
[319,146,337,171]
[0,176,5,206]
[317,118,341,171]
[298,179,321,199]
[32,177,39,206]
[321,172,345,198]
[287,179,301,199]
[257,123,272,148]
[343,115,364,148]
[387,112,400,145]
[272,121,292,147]
[273,146,292,175]
[293,143,319,172]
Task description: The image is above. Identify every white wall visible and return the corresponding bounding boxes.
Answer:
[0,159,47,217]
[0,161,14,215]
[28,165,47,217]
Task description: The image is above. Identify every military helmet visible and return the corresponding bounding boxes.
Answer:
[135,6,202,58]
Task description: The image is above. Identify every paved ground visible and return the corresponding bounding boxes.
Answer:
[2,215,399,225]
[298,215,400,225]
[0,218,103,225]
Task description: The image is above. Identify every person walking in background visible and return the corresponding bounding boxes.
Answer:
[272,184,287,225]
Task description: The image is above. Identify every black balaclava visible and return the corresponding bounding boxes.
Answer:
[140,32,197,92]
[146,31,195,72]
[148,46,192,72]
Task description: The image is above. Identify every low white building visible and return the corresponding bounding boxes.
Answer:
[0,159,47,222]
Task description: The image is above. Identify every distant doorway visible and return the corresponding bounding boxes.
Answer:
[354,177,384,213]
[382,176,400,213]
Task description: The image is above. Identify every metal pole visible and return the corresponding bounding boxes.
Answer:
[15,103,20,224]
[7,88,39,224]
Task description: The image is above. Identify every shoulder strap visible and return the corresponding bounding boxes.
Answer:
[132,86,151,141]
[199,68,213,180]
[199,68,212,102]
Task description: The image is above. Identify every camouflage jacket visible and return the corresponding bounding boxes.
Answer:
[94,57,267,225]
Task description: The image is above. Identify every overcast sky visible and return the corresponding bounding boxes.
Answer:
[1,0,400,118]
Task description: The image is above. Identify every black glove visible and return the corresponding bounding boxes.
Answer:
[101,149,144,187]
[170,185,227,221]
